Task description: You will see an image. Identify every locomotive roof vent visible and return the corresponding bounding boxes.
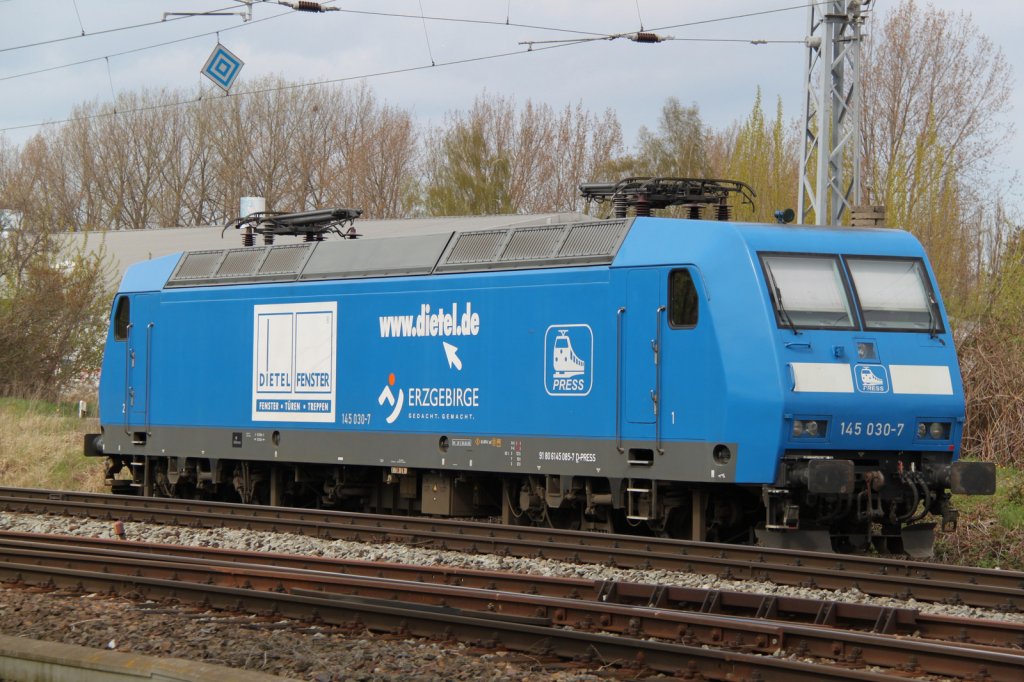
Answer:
[224,207,363,246]
[167,243,315,287]
[580,177,755,220]
[435,219,630,274]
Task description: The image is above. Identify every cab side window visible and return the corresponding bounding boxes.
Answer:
[669,269,699,328]
[114,296,130,341]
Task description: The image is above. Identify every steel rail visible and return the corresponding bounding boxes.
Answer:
[0,536,1021,680]
[2,487,1022,610]
[3,530,1021,651]
[0,549,911,681]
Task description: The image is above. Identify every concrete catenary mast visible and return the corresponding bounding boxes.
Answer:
[798,0,872,226]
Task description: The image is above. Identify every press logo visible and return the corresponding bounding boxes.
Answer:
[856,364,889,394]
[544,325,593,396]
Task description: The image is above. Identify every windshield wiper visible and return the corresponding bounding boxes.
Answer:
[927,294,944,344]
[764,262,800,336]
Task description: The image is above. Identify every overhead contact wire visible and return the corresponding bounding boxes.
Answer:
[0,1,821,133]
[0,2,256,54]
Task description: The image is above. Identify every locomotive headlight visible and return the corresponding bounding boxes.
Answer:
[792,420,804,437]
[917,421,951,440]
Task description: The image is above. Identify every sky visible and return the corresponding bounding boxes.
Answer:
[0,0,1020,205]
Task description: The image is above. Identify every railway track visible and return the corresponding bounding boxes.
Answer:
[3,486,1022,610]
[0,531,1021,680]
[4,530,1022,651]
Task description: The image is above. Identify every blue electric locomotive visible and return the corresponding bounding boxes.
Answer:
[85,182,995,555]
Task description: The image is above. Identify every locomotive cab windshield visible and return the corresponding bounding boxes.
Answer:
[846,257,944,333]
[761,252,943,333]
[761,254,856,329]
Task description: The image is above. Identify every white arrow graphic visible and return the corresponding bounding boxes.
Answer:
[443,342,463,370]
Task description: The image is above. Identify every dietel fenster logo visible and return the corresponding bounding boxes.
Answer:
[544,324,593,396]
[855,364,890,393]
[252,301,337,422]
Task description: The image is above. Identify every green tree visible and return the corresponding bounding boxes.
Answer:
[424,118,514,216]
[722,89,799,222]
[0,246,110,398]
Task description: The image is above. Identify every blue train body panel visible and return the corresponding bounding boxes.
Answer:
[98,217,964,489]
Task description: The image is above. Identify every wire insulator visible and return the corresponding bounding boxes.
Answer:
[627,32,672,43]
[632,32,661,43]
[264,233,275,246]
[688,205,702,220]
[716,203,732,222]
[613,196,628,219]
[242,230,255,247]
[635,195,651,217]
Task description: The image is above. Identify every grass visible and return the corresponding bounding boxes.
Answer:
[0,396,106,493]
[1,397,1021,569]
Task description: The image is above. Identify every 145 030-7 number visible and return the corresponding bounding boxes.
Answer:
[840,421,904,437]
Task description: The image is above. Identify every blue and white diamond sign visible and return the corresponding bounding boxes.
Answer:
[201,43,244,92]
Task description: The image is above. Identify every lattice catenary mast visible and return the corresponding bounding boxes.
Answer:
[798,0,872,226]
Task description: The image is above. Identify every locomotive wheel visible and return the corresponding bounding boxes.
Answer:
[544,505,583,531]
[660,506,694,540]
[502,479,534,526]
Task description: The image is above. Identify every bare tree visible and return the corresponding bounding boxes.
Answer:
[861,0,1014,297]
[423,93,621,216]
[606,98,709,180]
[860,1,1021,465]
[0,135,111,398]
[330,85,419,218]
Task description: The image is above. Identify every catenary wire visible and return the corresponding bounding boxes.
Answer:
[0,1,820,134]
[0,6,294,82]
[0,40,608,134]
[0,0,817,83]
[0,0,607,82]
[0,1,260,54]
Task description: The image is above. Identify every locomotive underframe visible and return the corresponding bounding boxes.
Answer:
[88,423,992,555]
[95,449,765,541]
[759,451,994,555]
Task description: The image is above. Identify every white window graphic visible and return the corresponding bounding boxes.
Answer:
[252,301,337,422]
[544,324,593,396]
